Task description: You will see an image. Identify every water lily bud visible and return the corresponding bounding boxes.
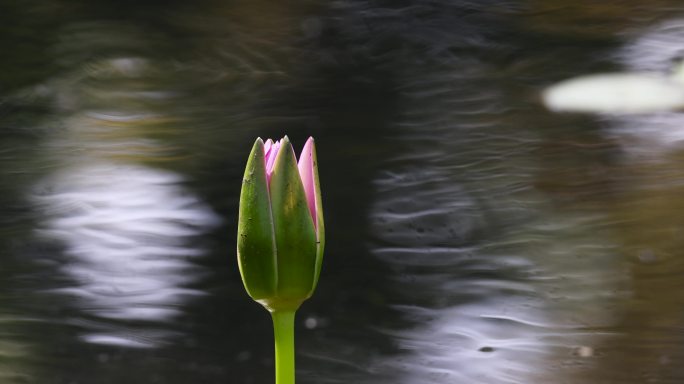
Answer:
[237,136,324,312]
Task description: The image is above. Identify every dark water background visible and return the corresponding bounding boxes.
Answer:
[2,1,684,383]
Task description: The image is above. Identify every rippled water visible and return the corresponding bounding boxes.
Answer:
[2,1,684,383]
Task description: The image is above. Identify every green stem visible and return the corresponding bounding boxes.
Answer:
[271,309,296,384]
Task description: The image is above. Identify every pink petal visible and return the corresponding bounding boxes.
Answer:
[297,137,317,230]
[265,139,281,183]
[264,138,273,156]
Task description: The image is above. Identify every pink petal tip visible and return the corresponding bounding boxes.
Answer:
[297,137,317,230]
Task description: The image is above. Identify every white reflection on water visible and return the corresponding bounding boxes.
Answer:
[24,20,223,349]
[357,17,684,379]
[34,160,220,348]
[611,19,684,154]
[358,57,627,382]
[367,169,614,384]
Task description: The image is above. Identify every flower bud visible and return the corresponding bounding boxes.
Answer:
[237,136,324,312]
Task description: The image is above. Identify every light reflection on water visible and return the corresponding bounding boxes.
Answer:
[362,13,684,384]
[367,102,628,383]
[33,160,219,348]
[26,21,222,349]
[612,20,684,154]
[358,10,629,380]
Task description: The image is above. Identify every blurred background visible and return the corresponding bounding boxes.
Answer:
[2,1,684,383]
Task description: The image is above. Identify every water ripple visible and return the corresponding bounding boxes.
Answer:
[33,161,220,348]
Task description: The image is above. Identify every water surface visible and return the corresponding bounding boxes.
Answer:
[1,1,684,383]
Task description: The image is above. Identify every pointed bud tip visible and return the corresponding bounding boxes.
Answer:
[250,137,265,155]
[302,137,315,154]
[296,136,317,232]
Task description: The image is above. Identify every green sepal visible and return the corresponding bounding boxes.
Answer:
[237,138,277,300]
[269,136,318,303]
